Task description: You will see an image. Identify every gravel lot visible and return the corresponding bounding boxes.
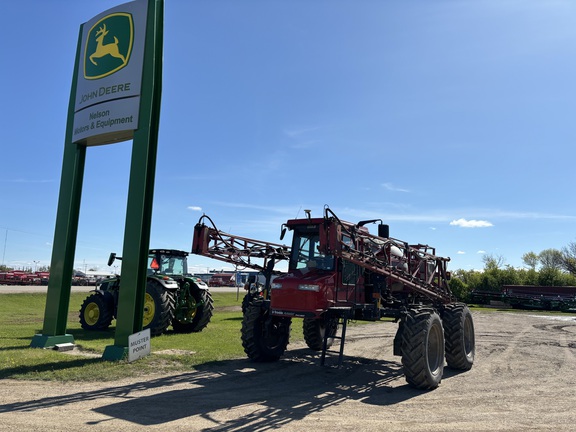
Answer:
[0,310,575,431]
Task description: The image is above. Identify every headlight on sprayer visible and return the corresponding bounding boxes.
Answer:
[298,284,320,292]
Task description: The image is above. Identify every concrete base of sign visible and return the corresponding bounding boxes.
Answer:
[54,342,76,352]
[30,334,75,349]
[102,344,129,361]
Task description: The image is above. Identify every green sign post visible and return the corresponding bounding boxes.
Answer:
[31,0,164,361]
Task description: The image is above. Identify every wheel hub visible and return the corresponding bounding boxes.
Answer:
[84,303,100,325]
[143,293,156,326]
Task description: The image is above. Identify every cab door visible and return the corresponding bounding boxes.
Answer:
[338,259,364,304]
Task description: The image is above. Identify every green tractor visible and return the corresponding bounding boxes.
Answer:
[79,249,214,336]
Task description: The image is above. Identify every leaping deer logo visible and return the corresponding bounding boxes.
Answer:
[89,23,126,66]
[84,13,133,80]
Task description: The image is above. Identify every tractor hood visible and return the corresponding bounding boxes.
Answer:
[149,274,179,290]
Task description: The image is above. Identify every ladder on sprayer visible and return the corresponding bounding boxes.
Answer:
[320,307,352,367]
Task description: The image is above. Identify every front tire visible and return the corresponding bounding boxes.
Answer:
[172,286,214,333]
[401,308,445,390]
[143,280,175,336]
[242,292,258,315]
[303,316,338,351]
[443,303,475,370]
[79,294,113,330]
[241,300,291,362]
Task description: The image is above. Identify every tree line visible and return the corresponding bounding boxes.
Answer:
[449,241,576,302]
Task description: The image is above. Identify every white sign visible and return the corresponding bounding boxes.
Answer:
[128,328,151,362]
[72,0,148,146]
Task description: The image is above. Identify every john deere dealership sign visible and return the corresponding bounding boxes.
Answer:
[31,0,162,357]
[73,1,147,146]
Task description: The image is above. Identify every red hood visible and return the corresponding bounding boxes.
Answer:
[276,268,335,285]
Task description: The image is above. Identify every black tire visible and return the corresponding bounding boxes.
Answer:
[79,294,113,330]
[172,286,214,333]
[303,316,338,351]
[241,300,291,362]
[241,293,254,315]
[443,303,475,370]
[401,308,445,390]
[241,292,265,315]
[143,280,175,336]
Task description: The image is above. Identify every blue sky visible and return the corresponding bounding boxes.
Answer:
[1,0,575,275]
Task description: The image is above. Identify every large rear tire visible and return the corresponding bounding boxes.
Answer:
[303,316,338,351]
[401,308,445,390]
[443,303,475,370]
[172,286,214,333]
[79,294,113,330]
[143,280,175,336]
[241,300,291,362]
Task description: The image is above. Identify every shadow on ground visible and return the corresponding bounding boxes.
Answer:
[0,348,469,431]
[0,347,460,431]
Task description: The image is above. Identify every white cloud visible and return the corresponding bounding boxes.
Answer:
[450,218,493,228]
[477,250,486,254]
[283,125,322,138]
[457,251,466,254]
[284,126,324,150]
[187,206,202,212]
[382,182,410,193]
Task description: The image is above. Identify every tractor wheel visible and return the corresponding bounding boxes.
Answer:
[443,303,475,370]
[241,300,291,362]
[79,294,113,330]
[241,293,255,315]
[401,308,445,390]
[303,316,338,351]
[143,280,175,336]
[172,287,214,333]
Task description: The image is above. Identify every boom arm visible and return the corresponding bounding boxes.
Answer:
[192,215,291,275]
[320,208,453,303]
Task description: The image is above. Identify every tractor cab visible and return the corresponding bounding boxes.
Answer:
[148,249,188,277]
[147,249,207,289]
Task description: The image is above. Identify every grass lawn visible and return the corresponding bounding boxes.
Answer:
[0,291,304,382]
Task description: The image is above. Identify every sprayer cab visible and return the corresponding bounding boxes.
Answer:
[269,214,398,320]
